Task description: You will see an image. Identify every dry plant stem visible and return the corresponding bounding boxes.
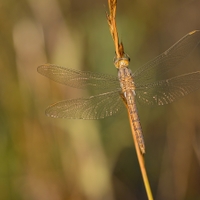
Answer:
[107,0,154,199]
[107,0,124,58]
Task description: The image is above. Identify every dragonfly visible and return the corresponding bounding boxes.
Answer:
[38,30,200,154]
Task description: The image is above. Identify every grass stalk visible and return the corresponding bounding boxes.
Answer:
[107,0,154,199]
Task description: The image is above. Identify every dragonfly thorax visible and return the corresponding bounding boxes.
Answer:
[118,67,136,95]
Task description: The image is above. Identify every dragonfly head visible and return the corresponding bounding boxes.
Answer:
[114,54,130,69]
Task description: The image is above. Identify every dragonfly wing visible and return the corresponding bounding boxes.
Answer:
[135,71,200,105]
[133,30,200,85]
[45,90,124,119]
[38,64,120,90]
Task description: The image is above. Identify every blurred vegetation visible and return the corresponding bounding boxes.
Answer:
[1,0,200,199]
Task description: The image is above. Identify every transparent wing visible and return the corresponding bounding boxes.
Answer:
[135,71,200,105]
[37,64,120,90]
[45,90,124,119]
[133,30,200,84]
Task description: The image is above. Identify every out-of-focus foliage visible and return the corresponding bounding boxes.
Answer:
[1,0,200,199]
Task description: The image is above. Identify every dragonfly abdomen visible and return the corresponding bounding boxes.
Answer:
[128,101,145,154]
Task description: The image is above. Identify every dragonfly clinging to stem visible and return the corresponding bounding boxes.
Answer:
[38,30,200,154]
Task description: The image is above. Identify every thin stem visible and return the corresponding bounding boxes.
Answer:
[107,1,154,199]
[107,0,124,58]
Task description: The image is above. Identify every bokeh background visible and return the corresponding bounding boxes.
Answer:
[1,0,200,199]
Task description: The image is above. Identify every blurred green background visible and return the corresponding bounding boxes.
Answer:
[1,0,200,199]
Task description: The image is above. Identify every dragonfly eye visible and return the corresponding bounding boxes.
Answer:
[123,53,130,62]
[114,54,130,68]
